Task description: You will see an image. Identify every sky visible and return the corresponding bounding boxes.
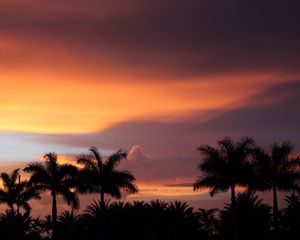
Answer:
[0,0,300,215]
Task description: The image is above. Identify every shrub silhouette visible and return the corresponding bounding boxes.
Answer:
[220,191,271,240]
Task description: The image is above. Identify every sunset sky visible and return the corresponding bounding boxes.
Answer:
[0,0,300,215]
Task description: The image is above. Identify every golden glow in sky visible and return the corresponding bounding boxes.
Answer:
[0,67,282,134]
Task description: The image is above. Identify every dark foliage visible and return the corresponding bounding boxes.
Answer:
[220,191,272,240]
[279,194,300,239]
[77,147,138,208]
[0,137,299,240]
[0,169,40,212]
[194,136,255,208]
[250,143,300,230]
[24,152,79,240]
[0,210,44,240]
[76,200,203,240]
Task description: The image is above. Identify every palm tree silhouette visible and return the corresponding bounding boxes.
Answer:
[77,146,138,209]
[0,169,40,212]
[57,210,81,240]
[166,201,199,240]
[83,200,110,220]
[250,142,300,231]
[196,208,219,237]
[167,201,193,217]
[0,209,32,240]
[281,193,300,238]
[194,136,255,208]
[220,190,271,240]
[24,152,79,240]
[81,200,111,239]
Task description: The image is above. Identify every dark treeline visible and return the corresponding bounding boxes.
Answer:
[0,137,299,240]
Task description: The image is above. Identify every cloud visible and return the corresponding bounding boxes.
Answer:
[123,145,197,183]
[33,80,300,184]
[0,0,299,78]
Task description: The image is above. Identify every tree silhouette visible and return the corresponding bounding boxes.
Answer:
[196,208,219,237]
[194,136,255,208]
[81,200,110,239]
[24,152,79,240]
[57,210,82,240]
[166,201,199,240]
[0,169,40,212]
[83,199,110,220]
[0,209,31,240]
[250,142,300,230]
[281,193,300,238]
[220,191,271,240]
[77,146,138,209]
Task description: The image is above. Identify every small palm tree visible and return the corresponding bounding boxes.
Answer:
[167,201,193,217]
[81,200,111,239]
[24,152,79,240]
[196,208,220,237]
[0,209,32,240]
[281,193,300,237]
[0,169,40,212]
[57,210,81,240]
[251,142,300,230]
[220,191,271,240]
[166,201,199,240]
[194,136,255,208]
[83,200,110,220]
[77,147,138,209]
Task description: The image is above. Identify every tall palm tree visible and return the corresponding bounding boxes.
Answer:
[250,142,300,230]
[194,136,255,208]
[24,152,79,240]
[0,169,40,212]
[77,147,138,209]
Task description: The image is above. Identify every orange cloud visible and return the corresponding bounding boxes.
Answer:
[0,64,288,134]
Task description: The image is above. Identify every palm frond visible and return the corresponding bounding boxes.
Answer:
[77,154,98,172]
[57,185,80,209]
[89,146,102,168]
[106,149,127,170]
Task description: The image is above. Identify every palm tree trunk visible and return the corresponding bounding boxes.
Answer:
[100,188,105,209]
[17,175,20,214]
[52,190,57,240]
[230,185,236,208]
[98,154,105,240]
[230,185,238,240]
[273,185,279,232]
[10,205,14,212]
[99,189,106,240]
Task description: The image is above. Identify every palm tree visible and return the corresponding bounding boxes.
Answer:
[166,201,199,240]
[281,193,300,237]
[167,201,193,217]
[194,136,255,208]
[77,146,138,209]
[196,208,220,237]
[0,169,40,212]
[57,210,81,240]
[250,142,300,230]
[220,191,271,240]
[24,152,79,240]
[0,209,32,240]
